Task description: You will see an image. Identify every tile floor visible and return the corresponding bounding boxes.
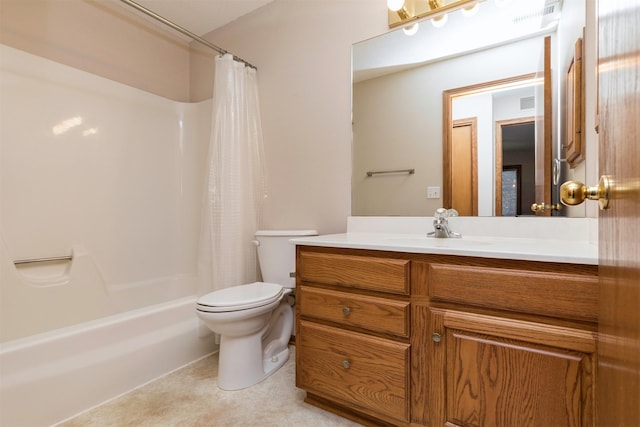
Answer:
[58,346,362,427]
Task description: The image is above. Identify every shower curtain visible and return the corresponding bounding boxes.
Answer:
[198,54,267,296]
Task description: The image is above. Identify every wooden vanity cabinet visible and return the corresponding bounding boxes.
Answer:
[295,246,598,427]
[295,247,412,425]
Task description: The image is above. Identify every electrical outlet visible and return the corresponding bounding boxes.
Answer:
[427,186,441,199]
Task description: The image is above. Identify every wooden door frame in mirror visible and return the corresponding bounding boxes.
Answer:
[537,35,552,216]
[442,72,540,213]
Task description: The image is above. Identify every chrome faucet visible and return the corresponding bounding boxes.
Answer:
[428,208,461,238]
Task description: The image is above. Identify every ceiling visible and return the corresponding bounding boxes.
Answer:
[131,0,275,36]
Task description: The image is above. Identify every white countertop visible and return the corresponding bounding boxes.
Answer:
[290,217,598,265]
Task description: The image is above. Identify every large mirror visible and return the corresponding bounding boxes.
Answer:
[352,0,589,217]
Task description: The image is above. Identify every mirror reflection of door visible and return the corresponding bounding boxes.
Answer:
[445,73,541,216]
[495,120,535,216]
[451,118,478,216]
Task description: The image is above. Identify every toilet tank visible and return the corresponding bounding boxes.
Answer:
[255,230,317,289]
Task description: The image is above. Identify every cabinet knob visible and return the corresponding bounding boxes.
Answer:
[342,307,350,316]
[342,360,351,369]
[432,333,442,343]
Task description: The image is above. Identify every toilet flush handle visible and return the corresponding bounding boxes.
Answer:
[251,240,260,246]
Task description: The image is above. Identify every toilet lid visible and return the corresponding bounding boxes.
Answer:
[196,282,284,313]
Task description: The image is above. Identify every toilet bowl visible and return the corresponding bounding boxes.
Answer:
[196,230,317,390]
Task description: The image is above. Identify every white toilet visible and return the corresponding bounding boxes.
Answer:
[196,229,317,390]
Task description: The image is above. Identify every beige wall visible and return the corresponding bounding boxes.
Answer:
[0,0,192,101]
[194,1,388,234]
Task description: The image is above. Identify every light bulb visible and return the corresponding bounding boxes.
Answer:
[461,2,480,17]
[402,23,419,36]
[431,13,448,28]
[387,0,405,12]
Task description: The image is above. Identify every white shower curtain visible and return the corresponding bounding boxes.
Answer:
[198,54,267,296]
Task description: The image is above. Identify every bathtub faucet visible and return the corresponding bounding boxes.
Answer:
[428,208,461,238]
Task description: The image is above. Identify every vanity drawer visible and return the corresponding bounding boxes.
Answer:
[428,263,598,322]
[298,250,410,295]
[298,285,410,338]
[297,320,410,422]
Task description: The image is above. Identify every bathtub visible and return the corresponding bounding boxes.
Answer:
[0,295,216,427]
[0,45,217,426]
[0,42,219,426]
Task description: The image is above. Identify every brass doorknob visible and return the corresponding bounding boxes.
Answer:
[531,203,563,213]
[560,175,611,209]
[531,203,545,212]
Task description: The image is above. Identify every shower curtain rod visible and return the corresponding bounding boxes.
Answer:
[119,0,257,70]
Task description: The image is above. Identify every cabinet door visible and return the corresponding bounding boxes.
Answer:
[428,309,595,427]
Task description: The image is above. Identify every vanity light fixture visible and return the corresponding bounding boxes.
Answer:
[388,1,421,35]
[388,0,482,29]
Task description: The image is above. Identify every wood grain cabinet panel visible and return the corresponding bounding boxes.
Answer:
[297,320,410,423]
[429,263,598,322]
[298,250,410,295]
[298,285,410,338]
[428,308,595,427]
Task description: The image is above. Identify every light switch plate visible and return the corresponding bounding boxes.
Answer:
[427,186,441,199]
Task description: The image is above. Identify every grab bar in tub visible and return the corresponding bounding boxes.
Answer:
[14,255,73,265]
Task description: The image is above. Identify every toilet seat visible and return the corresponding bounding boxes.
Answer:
[196,282,285,313]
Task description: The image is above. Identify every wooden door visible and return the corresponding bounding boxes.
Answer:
[451,118,477,216]
[596,0,640,425]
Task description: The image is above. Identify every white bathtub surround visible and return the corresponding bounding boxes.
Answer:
[0,45,216,426]
[0,45,210,342]
[290,216,598,265]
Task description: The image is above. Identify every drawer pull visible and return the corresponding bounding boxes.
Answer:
[432,333,442,343]
[342,306,351,316]
[342,360,351,369]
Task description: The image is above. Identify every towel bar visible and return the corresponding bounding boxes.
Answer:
[366,168,415,177]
